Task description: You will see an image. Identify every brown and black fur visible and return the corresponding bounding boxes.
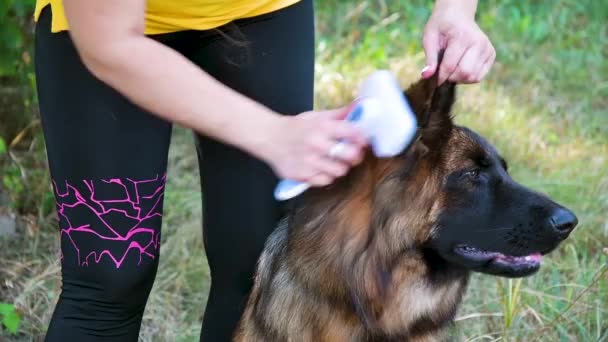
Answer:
[234,56,578,341]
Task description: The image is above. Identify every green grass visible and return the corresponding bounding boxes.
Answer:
[1,0,607,340]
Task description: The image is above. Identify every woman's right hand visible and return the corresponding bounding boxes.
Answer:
[259,107,370,187]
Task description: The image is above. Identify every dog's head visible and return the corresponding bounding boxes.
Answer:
[396,73,578,278]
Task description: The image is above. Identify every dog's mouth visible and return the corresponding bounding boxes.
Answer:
[453,244,542,277]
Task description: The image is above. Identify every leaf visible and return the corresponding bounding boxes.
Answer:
[0,137,7,154]
[0,303,15,315]
[0,0,14,17]
[2,310,21,334]
[0,303,21,334]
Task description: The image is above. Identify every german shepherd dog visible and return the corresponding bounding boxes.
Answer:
[234,59,578,341]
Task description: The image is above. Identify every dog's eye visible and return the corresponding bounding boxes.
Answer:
[464,169,480,179]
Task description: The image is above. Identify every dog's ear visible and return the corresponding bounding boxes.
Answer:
[403,51,456,150]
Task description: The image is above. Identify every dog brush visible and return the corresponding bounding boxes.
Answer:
[274,70,418,201]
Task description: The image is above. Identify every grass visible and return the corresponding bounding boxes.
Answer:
[1,0,607,340]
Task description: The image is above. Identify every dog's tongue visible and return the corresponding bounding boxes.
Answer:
[495,252,542,263]
[455,246,543,265]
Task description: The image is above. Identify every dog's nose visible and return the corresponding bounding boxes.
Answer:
[549,208,578,236]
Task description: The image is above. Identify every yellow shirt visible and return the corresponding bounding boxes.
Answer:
[34,0,301,35]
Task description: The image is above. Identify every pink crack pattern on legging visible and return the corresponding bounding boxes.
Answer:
[53,174,166,268]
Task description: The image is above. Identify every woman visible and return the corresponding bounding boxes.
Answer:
[33,0,495,340]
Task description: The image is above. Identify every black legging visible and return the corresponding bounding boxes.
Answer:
[34,1,314,340]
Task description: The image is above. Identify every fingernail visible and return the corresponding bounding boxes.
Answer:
[421,65,430,75]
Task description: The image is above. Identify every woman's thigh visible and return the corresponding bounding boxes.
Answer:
[191,0,315,280]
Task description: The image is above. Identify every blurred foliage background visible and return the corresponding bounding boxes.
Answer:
[0,0,607,340]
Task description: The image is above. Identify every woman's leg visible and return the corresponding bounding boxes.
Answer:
[35,7,173,340]
[188,0,315,340]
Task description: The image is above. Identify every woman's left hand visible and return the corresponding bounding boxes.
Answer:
[421,0,496,85]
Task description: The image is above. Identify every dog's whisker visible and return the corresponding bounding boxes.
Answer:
[480,234,506,247]
[506,243,527,257]
[473,227,514,233]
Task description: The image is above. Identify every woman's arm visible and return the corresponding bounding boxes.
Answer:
[62,0,282,160]
[61,0,368,186]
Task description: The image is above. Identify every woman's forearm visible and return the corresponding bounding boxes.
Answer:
[433,0,478,20]
[81,36,281,160]
[62,0,281,161]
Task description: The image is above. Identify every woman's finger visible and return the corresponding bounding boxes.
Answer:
[421,28,441,78]
[474,46,495,82]
[326,142,364,166]
[437,38,468,85]
[324,120,368,147]
[316,106,352,121]
[448,43,485,83]
[308,134,362,167]
[307,173,333,187]
[312,154,349,179]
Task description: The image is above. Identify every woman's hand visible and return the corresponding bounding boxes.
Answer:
[257,107,369,187]
[421,0,496,85]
